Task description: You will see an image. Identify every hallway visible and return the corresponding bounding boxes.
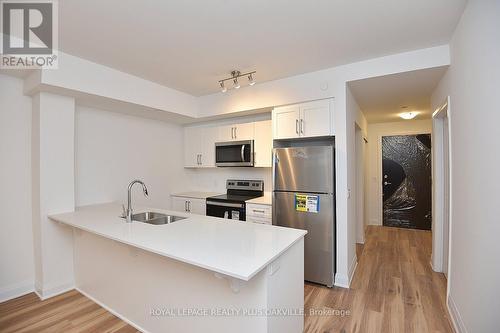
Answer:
[304,226,452,332]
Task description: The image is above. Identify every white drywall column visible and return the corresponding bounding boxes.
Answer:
[32,92,75,299]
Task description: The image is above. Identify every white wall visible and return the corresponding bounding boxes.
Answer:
[430,1,500,332]
[75,106,192,210]
[31,92,76,299]
[0,75,35,301]
[185,168,272,194]
[345,86,367,283]
[365,119,432,226]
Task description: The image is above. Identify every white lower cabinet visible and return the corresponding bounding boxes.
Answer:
[171,196,206,215]
[246,203,272,225]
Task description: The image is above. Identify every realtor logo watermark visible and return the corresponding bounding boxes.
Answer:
[0,0,58,68]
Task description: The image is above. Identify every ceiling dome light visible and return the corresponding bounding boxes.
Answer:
[233,77,240,89]
[220,81,227,93]
[248,73,256,86]
[400,112,418,120]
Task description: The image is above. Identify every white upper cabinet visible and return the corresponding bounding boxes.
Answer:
[253,120,272,167]
[272,104,301,139]
[184,126,217,168]
[184,127,202,167]
[300,99,332,137]
[218,122,254,141]
[272,99,334,139]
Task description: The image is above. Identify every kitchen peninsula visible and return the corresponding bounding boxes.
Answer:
[49,203,306,333]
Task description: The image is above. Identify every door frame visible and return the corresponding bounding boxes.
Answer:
[431,96,452,279]
[377,131,432,227]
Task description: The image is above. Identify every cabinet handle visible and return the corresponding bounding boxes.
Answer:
[199,154,202,165]
[300,119,304,134]
[188,201,191,212]
[231,127,234,139]
[253,209,265,213]
[185,201,188,211]
[234,127,237,139]
[295,119,299,134]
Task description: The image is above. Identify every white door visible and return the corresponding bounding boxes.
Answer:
[171,196,188,212]
[254,120,272,167]
[200,127,218,167]
[184,127,202,167]
[273,105,300,139]
[233,122,254,141]
[299,100,331,137]
[188,198,206,215]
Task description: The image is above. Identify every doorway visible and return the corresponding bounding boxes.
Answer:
[382,134,432,230]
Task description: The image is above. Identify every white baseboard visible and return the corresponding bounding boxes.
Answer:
[334,255,358,289]
[76,287,149,333]
[0,279,35,303]
[448,293,467,333]
[334,273,349,288]
[348,255,358,285]
[36,281,75,300]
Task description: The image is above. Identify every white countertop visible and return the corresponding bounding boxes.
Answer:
[246,192,272,205]
[49,203,305,281]
[171,191,222,199]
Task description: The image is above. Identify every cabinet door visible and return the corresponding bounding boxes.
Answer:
[184,127,202,167]
[272,105,300,139]
[171,196,188,212]
[299,100,332,137]
[218,125,234,142]
[188,198,206,215]
[233,122,254,141]
[200,126,217,167]
[253,120,272,167]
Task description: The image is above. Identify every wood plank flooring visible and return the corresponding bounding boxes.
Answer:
[304,226,453,333]
[0,226,452,333]
[0,290,139,333]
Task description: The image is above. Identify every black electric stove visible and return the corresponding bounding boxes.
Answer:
[206,180,264,221]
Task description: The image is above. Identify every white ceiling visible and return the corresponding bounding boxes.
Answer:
[58,0,466,96]
[348,66,448,123]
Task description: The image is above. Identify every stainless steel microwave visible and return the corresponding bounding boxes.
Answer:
[215,140,254,167]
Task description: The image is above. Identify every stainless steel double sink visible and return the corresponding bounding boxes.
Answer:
[122,211,186,225]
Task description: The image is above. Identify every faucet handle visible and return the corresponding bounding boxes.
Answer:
[121,204,127,218]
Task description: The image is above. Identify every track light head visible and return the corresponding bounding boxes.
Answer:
[248,73,256,86]
[233,77,240,89]
[220,81,227,93]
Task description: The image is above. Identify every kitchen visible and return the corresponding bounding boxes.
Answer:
[1,1,498,333]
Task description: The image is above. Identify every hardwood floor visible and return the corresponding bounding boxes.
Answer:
[304,226,453,333]
[0,226,452,333]
[0,290,139,333]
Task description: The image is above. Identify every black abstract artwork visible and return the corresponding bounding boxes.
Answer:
[382,134,432,230]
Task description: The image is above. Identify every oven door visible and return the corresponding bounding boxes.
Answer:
[215,140,254,167]
[206,201,246,221]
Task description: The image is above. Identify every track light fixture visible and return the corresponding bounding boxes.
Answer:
[218,70,256,92]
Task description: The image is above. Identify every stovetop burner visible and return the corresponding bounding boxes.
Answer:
[207,179,264,203]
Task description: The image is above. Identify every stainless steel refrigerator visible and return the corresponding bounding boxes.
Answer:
[272,143,335,287]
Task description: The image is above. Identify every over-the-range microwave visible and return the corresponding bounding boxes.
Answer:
[215,140,254,167]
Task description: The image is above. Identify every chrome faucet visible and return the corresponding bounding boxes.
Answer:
[124,180,149,223]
